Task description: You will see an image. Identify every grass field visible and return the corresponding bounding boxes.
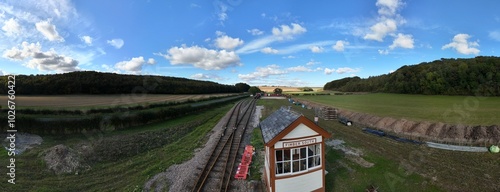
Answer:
[0,93,236,109]
[257,99,500,192]
[296,93,500,125]
[0,102,235,191]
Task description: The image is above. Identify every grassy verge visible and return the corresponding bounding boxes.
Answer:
[0,103,233,191]
[296,93,500,125]
[249,128,264,181]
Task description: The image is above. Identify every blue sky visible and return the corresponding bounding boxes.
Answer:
[1,0,499,87]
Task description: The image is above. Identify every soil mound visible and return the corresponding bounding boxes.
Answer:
[41,144,88,175]
[336,109,500,145]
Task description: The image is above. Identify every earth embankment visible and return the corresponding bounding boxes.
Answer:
[339,109,500,145]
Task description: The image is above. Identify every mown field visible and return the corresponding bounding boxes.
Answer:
[0,101,236,191]
[0,93,236,109]
[257,99,500,192]
[295,93,500,125]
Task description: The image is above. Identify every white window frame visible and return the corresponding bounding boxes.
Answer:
[275,143,321,176]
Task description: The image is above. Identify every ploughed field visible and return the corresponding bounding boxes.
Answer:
[0,93,236,108]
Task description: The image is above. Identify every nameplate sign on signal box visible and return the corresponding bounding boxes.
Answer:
[283,138,316,148]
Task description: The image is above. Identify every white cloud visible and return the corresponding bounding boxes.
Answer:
[306,60,320,65]
[287,65,313,72]
[277,40,335,54]
[336,67,360,74]
[147,58,156,64]
[36,0,78,19]
[217,4,228,22]
[364,0,406,42]
[215,35,244,50]
[3,42,78,72]
[261,47,279,54]
[324,68,335,75]
[389,70,395,73]
[320,19,366,37]
[236,23,307,54]
[115,56,155,72]
[324,67,360,75]
[3,41,41,60]
[215,30,225,36]
[1,0,78,24]
[364,18,397,41]
[35,19,64,42]
[283,55,296,59]
[310,46,324,53]
[378,49,389,55]
[389,33,414,49]
[442,33,480,55]
[80,35,92,46]
[0,1,106,72]
[489,31,500,42]
[0,69,6,76]
[238,64,287,81]
[107,38,124,49]
[376,0,403,16]
[159,45,241,70]
[2,18,22,36]
[236,36,276,54]
[247,28,264,36]
[26,51,78,72]
[333,40,349,52]
[101,64,113,71]
[272,23,307,40]
[191,73,223,80]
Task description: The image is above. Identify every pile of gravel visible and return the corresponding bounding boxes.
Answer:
[41,144,88,175]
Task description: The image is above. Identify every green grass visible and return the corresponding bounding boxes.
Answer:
[257,99,500,192]
[0,103,234,191]
[296,93,500,125]
[250,128,264,150]
[249,128,264,181]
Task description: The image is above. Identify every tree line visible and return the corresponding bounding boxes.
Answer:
[324,56,500,96]
[0,71,250,95]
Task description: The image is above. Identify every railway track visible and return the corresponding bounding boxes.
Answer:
[191,99,256,192]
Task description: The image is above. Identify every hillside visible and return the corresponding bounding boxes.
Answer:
[0,71,246,95]
[324,56,500,96]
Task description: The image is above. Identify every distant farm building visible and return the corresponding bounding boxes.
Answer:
[260,107,331,192]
